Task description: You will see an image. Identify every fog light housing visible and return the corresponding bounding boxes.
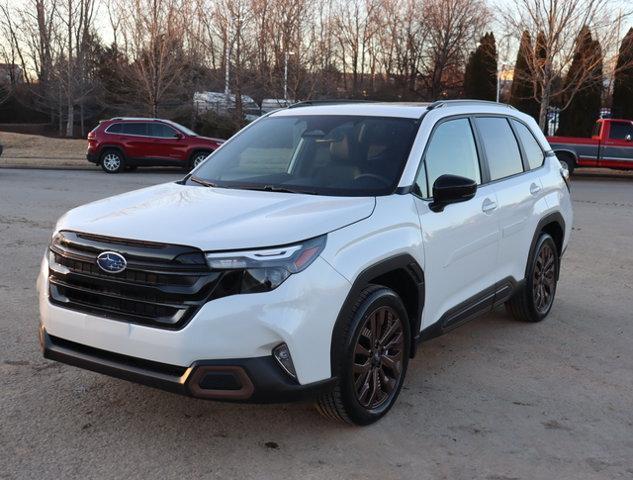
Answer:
[273,343,296,379]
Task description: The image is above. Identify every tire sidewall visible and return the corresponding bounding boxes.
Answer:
[525,234,559,320]
[100,150,124,173]
[338,287,411,425]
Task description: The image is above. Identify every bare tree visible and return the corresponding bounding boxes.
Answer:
[421,0,489,98]
[501,0,631,129]
[117,0,187,117]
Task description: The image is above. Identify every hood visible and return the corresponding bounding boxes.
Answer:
[56,182,375,251]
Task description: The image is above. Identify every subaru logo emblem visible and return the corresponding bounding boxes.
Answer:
[96,251,127,274]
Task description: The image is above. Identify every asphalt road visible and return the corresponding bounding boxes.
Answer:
[1,169,632,480]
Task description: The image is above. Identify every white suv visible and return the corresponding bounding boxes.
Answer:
[38,100,573,425]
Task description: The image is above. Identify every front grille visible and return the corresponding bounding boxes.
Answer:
[48,231,222,329]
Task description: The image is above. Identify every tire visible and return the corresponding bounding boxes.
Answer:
[556,152,576,175]
[316,285,411,425]
[100,149,125,174]
[189,150,212,170]
[506,233,559,323]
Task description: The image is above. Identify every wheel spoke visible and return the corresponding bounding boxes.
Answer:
[381,353,401,375]
[357,370,371,402]
[379,317,399,345]
[354,342,370,357]
[379,367,396,392]
[383,331,403,350]
[353,360,371,374]
[366,369,379,407]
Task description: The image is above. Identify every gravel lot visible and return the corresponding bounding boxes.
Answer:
[1,169,632,480]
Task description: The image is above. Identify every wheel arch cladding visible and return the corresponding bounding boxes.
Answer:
[330,254,425,376]
[553,149,577,164]
[101,146,125,159]
[528,212,565,279]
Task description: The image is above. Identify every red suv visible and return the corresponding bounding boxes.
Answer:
[87,118,224,173]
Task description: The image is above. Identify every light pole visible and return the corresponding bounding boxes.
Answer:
[284,51,295,102]
[224,18,232,98]
[496,63,507,103]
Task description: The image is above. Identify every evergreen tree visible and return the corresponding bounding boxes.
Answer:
[612,28,633,120]
[463,33,497,101]
[557,27,603,137]
[510,31,540,120]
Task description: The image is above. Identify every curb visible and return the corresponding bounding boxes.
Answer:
[0,164,94,171]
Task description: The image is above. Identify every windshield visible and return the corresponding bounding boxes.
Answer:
[187,115,420,196]
[164,120,198,136]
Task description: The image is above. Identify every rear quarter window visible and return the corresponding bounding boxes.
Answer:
[106,123,123,134]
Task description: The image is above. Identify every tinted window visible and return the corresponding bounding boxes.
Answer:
[150,123,179,138]
[512,120,544,170]
[107,123,123,134]
[475,117,523,180]
[424,118,481,194]
[592,122,602,137]
[122,122,149,136]
[609,121,633,140]
[190,115,419,197]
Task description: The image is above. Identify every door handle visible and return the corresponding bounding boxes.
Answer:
[482,198,497,213]
[529,183,542,195]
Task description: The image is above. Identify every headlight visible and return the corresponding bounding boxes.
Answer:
[205,236,326,293]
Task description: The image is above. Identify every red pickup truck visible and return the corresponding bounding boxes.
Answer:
[547,118,633,174]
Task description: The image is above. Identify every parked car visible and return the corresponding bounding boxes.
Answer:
[39,100,572,425]
[548,118,633,174]
[87,117,224,173]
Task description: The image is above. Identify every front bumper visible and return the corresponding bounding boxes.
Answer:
[38,254,351,390]
[40,327,336,402]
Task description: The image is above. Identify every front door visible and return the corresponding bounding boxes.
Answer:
[412,117,500,330]
[600,120,633,169]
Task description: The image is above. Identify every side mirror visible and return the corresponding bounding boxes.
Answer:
[625,134,632,142]
[430,174,477,212]
[175,132,184,140]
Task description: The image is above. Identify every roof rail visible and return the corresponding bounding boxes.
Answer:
[287,99,373,109]
[109,116,160,121]
[427,99,515,110]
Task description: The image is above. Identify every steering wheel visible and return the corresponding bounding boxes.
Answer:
[353,173,391,187]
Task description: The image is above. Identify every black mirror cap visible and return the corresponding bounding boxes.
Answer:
[431,174,477,212]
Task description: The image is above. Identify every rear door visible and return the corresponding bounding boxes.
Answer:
[600,120,633,169]
[120,122,153,161]
[474,116,546,286]
[412,117,500,330]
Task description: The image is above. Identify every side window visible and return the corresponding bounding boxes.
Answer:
[414,161,428,198]
[424,118,481,195]
[122,122,148,136]
[592,122,602,138]
[512,120,544,170]
[150,123,179,138]
[107,123,122,134]
[609,122,633,140]
[475,117,523,180]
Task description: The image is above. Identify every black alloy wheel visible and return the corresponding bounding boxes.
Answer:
[317,286,410,425]
[506,233,559,323]
[352,305,405,410]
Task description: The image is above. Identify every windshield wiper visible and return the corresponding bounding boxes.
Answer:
[236,184,318,195]
[190,176,218,187]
